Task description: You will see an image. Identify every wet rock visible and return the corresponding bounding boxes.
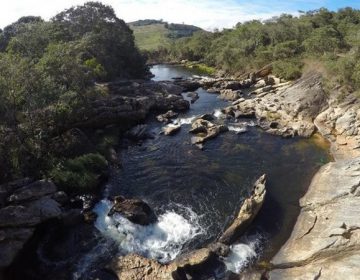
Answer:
[174,80,201,92]
[208,242,230,257]
[187,92,199,104]
[190,119,228,145]
[163,124,181,136]
[108,196,157,225]
[157,110,179,123]
[8,179,57,203]
[218,174,267,245]
[197,113,214,121]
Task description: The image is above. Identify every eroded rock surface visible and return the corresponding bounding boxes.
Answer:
[218,174,267,245]
[223,72,327,137]
[270,158,360,279]
[108,196,157,225]
[0,179,62,271]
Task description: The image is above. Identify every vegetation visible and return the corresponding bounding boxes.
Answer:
[0,2,147,191]
[129,20,202,50]
[154,8,360,89]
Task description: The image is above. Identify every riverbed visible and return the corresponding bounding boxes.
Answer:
[8,65,332,280]
[94,65,331,275]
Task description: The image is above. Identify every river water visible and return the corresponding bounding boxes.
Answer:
[8,65,331,280]
[93,65,331,275]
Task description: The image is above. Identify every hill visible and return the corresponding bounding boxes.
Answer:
[128,19,202,50]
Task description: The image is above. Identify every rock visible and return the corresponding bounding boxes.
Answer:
[109,248,217,280]
[0,228,35,268]
[174,80,201,92]
[52,191,69,205]
[83,210,98,224]
[218,174,266,245]
[108,196,157,225]
[224,71,327,137]
[270,158,360,279]
[157,110,179,123]
[8,179,57,203]
[208,242,230,257]
[255,64,272,78]
[163,124,181,136]
[223,81,243,90]
[232,98,245,106]
[109,254,172,280]
[186,92,199,104]
[189,119,228,144]
[219,90,242,101]
[250,85,273,95]
[0,178,34,207]
[197,114,214,121]
[126,124,150,140]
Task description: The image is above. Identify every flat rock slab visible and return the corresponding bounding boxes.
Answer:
[270,157,360,279]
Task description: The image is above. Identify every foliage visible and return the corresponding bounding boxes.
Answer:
[50,153,108,193]
[152,8,360,87]
[273,59,304,80]
[0,2,147,184]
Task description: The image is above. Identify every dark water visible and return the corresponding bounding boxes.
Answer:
[6,65,331,280]
[106,65,331,260]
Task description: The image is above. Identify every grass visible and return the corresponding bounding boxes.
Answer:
[129,23,171,50]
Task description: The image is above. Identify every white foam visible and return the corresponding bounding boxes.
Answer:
[223,235,262,274]
[94,199,204,263]
[173,116,196,125]
[214,109,223,118]
[228,125,247,134]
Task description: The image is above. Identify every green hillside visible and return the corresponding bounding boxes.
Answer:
[129,19,202,50]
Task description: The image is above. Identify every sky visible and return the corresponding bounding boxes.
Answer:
[2,0,360,30]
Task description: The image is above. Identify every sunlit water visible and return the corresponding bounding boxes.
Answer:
[9,65,331,280]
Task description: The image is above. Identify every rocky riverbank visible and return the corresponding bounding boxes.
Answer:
[163,66,360,279]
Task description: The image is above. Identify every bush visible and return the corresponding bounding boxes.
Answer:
[50,153,108,193]
[273,59,304,80]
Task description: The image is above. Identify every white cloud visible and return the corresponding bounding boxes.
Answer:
[0,0,299,30]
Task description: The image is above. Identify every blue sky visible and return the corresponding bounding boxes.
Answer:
[2,0,360,30]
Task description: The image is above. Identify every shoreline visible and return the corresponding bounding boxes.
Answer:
[268,77,360,278]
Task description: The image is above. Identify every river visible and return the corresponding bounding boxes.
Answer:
[8,64,331,279]
[93,65,331,275]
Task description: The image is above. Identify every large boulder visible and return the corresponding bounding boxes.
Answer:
[218,174,267,245]
[190,119,228,145]
[8,179,57,203]
[270,158,360,279]
[108,196,157,226]
[224,72,327,137]
[0,179,61,271]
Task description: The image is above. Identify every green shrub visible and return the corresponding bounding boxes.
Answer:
[50,153,108,193]
[273,59,304,80]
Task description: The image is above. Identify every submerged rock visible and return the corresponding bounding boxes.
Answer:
[126,124,151,140]
[218,174,267,245]
[186,92,199,104]
[108,196,157,226]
